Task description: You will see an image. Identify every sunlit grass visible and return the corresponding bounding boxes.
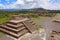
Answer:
[0,32,5,37]
[0,17,10,24]
[0,14,13,24]
[37,25,43,30]
[51,13,58,18]
[31,16,45,21]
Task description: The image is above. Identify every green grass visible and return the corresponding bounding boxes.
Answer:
[51,13,58,18]
[0,14,13,24]
[0,17,8,24]
[0,32,5,37]
[31,16,45,21]
[37,25,43,30]
[0,17,11,24]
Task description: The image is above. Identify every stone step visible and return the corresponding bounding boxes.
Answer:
[23,21,36,33]
[0,28,28,38]
[54,34,60,40]
[32,22,36,25]
[8,18,29,24]
[28,21,33,23]
[0,25,25,32]
[6,22,18,25]
[6,23,23,29]
[28,21,36,25]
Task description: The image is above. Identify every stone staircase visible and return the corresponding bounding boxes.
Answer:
[49,31,60,40]
[0,16,37,39]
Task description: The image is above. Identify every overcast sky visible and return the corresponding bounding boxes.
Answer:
[0,0,60,10]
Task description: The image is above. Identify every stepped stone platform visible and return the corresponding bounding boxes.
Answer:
[48,31,60,40]
[53,14,60,22]
[0,15,37,39]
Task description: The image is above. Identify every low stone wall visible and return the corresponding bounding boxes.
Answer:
[19,14,39,18]
[11,13,56,19]
[19,13,56,18]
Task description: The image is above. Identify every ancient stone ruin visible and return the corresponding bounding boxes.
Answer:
[53,14,60,22]
[0,15,37,39]
[49,31,60,40]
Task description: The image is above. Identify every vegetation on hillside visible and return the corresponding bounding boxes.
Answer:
[0,11,57,24]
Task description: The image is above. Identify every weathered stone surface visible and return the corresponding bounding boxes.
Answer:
[0,15,37,39]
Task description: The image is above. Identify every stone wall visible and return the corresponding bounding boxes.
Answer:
[19,13,56,18]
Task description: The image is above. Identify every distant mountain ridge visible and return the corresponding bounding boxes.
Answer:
[0,8,60,13]
[0,8,45,11]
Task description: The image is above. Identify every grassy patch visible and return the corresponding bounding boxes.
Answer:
[0,32,5,37]
[31,16,44,21]
[37,25,43,30]
[0,15,12,24]
[51,13,58,18]
[0,17,10,24]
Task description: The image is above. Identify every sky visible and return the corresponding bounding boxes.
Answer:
[0,0,60,10]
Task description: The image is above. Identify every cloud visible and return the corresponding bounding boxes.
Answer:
[25,0,34,2]
[0,0,60,10]
[35,0,60,10]
[0,4,5,9]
